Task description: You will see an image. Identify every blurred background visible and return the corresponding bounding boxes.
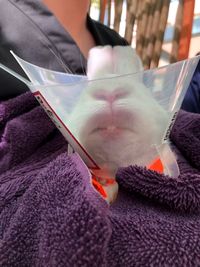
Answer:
[89,0,200,68]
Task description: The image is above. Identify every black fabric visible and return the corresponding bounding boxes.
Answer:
[0,0,128,101]
[181,59,200,114]
[87,16,128,47]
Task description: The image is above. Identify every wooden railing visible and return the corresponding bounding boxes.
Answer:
[91,0,195,68]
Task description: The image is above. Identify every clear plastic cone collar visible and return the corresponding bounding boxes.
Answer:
[1,46,199,179]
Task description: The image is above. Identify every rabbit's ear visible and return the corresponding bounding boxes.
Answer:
[113,46,143,75]
[87,45,114,79]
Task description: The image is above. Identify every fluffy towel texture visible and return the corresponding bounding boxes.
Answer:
[0,92,200,266]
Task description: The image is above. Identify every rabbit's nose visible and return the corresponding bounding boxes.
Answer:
[93,89,129,104]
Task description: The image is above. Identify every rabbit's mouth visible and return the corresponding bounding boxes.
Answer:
[90,125,128,139]
[83,109,136,139]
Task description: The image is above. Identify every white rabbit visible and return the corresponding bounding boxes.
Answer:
[68,46,169,177]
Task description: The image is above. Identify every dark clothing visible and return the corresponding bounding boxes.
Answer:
[181,59,200,113]
[0,0,128,100]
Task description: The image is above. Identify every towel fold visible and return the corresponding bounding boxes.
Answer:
[0,92,57,174]
[116,110,200,213]
[0,152,111,266]
[170,110,200,170]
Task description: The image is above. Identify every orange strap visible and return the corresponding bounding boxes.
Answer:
[91,172,116,199]
[148,158,164,173]
[92,158,163,198]
[92,178,107,198]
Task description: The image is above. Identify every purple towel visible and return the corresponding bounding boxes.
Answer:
[0,93,200,266]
